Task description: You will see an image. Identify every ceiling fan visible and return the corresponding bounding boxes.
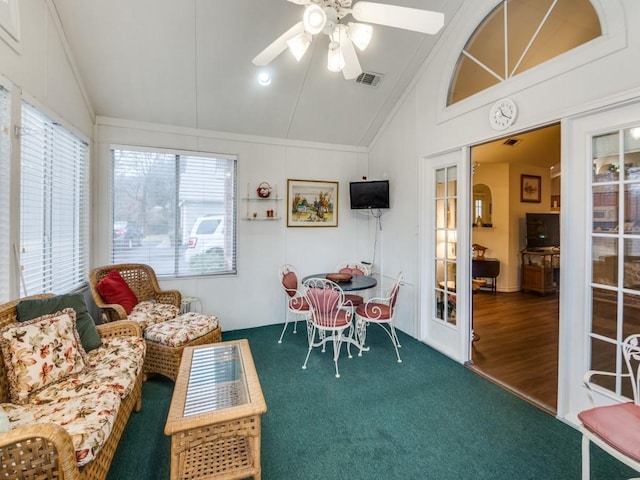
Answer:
[252,0,444,80]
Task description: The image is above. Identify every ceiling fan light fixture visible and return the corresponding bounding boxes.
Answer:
[347,22,372,51]
[303,4,327,35]
[327,41,345,72]
[287,32,311,61]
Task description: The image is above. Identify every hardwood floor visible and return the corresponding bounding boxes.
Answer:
[468,290,559,415]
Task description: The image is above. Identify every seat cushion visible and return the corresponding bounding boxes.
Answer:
[144,313,219,348]
[127,301,180,330]
[0,309,88,404]
[344,294,364,307]
[16,293,102,352]
[356,302,392,320]
[579,402,640,462]
[316,309,351,328]
[29,336,146,404]
[3,389,122,467]
[96,270,138,314]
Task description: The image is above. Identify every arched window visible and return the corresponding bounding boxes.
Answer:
[448,0,601,105]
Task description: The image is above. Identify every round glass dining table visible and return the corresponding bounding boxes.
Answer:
[301,273,377,291]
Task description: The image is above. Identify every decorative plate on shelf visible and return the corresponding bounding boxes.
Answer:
[326,273,352,283]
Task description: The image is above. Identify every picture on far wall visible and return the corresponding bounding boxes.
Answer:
[520,174,541,203]
[287,179,338,227]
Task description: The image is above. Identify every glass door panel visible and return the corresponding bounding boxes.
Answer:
[590,125,640,396]
[434,166,458,326]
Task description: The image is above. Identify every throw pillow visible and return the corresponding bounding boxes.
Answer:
[0,308,88,404]
[17,294,102,352]
[96,270,138,315]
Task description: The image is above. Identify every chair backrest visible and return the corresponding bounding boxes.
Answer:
[623,334,640,405]
[389,272,404,311]
[90,263,161,303]
[336,261,371,276]
[279,264,300,298]
[303,278,351,328]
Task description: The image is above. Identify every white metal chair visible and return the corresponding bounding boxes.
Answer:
[354,272,403,363]
[302,277,354,378]
[335,261,372,309]
[278,264,310,344]
[578,334,640,479]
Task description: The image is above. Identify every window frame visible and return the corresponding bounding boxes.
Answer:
[110,145,238,278]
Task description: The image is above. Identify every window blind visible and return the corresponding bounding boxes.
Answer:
[0,86,10,302]
[112,148,237,277]
[20,101,89,295]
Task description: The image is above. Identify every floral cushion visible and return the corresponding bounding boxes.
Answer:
[29,336,146,405]
[127,301,180,330]
[144,313,219,347]
[2,390,122,467]
[0,309,87,404]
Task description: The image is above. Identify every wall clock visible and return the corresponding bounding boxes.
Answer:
[489,98,517,130]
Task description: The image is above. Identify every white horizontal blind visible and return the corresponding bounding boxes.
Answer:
[112,148,237,277]
[0,86,10,302]
[20,101,89,295]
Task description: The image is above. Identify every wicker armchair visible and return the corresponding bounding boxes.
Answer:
[89,263,181,322]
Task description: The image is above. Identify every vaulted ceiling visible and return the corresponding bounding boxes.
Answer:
[52,0,463,147]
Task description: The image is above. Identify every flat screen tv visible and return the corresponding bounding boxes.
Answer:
[525,213,560,249]
[349,180,390,209]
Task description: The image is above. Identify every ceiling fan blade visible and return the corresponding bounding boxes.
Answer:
[351,2,444,34]
[340,38,363,80]
[252,21,305,66]
[286,0,311,4]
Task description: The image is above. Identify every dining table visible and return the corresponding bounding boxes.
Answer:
[301,273,377,292]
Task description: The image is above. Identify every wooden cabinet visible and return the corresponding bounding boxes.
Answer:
[521,249,560,294]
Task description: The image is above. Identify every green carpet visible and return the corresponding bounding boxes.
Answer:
[107,324,636,479]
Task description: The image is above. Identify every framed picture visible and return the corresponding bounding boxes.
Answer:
[520,174,541,203]
[287,179,338,227]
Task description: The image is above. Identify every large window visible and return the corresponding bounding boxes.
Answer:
[590,125,640,398]
[0,86,10,302]
[111,148,237,277]
[20,101,89,295]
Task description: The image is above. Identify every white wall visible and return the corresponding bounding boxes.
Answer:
[368,0,639,423]
[0,0,93,137]
[95,118,370,331]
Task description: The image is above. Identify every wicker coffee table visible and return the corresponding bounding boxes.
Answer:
[164,339,267,480]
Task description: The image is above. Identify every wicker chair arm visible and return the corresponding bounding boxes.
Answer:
[155,289,182,307]
[96,320,142,339]
[96,303,128,323]
[0,422,81,480]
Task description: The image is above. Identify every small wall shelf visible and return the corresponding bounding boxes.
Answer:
[242,183,282,220]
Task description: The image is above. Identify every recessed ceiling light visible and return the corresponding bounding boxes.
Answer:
[257,72,271,86]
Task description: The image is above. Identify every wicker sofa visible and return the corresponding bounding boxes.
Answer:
[0,294,145,480]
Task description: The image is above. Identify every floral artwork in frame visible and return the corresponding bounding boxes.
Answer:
[287,179,338,227]
[520,174,541,203]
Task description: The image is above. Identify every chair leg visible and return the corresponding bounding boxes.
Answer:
[355,318,369,356]
[388,322,402,363]
[278,311,299,343]
[332,331,342,378]
[302,325,317,370]
[581,435,590,480]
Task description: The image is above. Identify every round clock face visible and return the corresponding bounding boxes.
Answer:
[489,99,517,130]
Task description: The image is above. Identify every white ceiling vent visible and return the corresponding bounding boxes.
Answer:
[355,72,383,87]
